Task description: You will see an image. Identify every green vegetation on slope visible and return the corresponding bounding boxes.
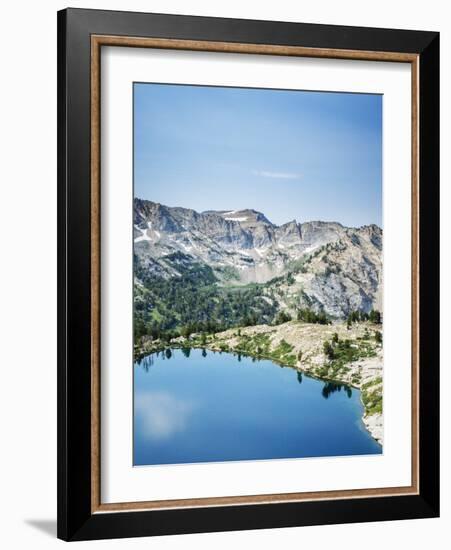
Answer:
[319,333,382,415]
[134,251,382,352]
[361,377,383,415]
[232,333,297,367]
[134,258,278,342]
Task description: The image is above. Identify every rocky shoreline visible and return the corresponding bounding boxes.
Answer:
[135,320,383,445]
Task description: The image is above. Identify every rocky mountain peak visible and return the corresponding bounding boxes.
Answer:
[215,209,273,226]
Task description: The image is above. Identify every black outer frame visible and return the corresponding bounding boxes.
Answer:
[57,8,439,542]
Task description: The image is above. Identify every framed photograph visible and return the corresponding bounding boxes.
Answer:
[57,8,439,541]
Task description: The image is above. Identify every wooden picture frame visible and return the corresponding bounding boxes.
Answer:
[57,7,439,541]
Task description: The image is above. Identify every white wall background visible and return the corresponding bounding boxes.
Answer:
[0,1,447,548]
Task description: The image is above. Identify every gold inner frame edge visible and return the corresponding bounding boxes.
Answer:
[90,35,420,514]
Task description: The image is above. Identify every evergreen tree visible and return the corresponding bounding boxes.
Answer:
[369,309,382,324]
[323,340,335,360]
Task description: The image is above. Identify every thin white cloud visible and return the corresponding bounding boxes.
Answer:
[252,170,302,180]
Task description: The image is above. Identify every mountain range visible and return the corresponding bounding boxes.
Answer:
[133,198,382,321]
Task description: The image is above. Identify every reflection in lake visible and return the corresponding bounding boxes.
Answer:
[134,348,381,466]
[321,382,353,399]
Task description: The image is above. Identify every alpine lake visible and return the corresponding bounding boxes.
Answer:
[134,347,382,466]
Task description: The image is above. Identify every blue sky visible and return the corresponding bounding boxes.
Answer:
[134,83,382,227]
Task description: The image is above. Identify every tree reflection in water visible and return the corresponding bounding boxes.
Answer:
[322,381,352,399]
[138,354,154,372]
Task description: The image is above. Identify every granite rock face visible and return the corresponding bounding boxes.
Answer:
[134,199,382,318]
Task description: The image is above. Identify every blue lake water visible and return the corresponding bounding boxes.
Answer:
[134,348,381,466]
